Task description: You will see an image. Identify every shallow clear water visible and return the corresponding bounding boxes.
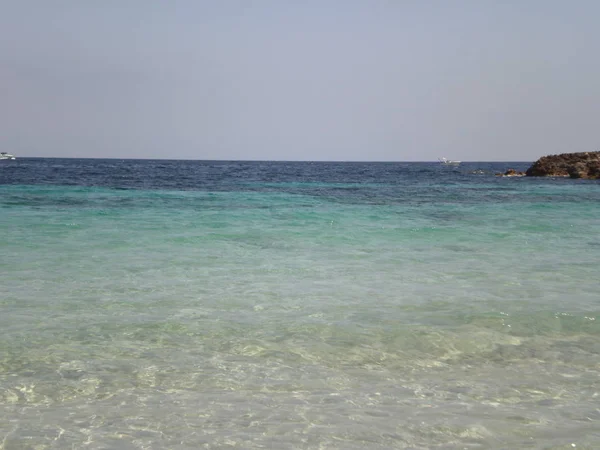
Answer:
[1,159,599,449]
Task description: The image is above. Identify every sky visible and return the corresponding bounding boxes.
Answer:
[1,1,599,161]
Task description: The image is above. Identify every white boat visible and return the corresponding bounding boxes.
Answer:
[0,152,16,160]
[438,157,460,165]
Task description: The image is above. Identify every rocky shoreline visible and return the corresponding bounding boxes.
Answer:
[526,151,600,179]
[497,151,600,179]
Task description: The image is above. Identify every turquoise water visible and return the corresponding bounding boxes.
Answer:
[1,159,599,448]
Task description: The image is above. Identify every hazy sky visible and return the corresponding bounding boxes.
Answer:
[1,1,599,161]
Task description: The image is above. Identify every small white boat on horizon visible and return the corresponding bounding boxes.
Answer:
[438,157,460,166]
[0,152,16,160]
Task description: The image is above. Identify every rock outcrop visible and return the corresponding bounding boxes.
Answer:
[496,168,526,177]
[526,151,600,179]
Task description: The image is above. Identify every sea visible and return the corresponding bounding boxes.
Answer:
[1,158,599,449]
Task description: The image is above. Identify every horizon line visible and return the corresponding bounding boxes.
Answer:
[11,156,533,163]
